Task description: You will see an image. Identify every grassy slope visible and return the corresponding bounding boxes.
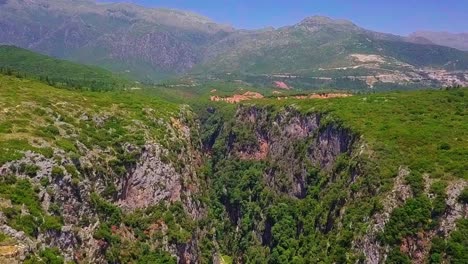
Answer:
[0,45,128,91]
[256,89,467,181]
[0,74,179,165]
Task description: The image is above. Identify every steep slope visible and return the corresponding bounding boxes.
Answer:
[0,74,207,263]
[0,0,233,81]
[410,31,468,51]
[0,45,127,91]
[200,88,468,263]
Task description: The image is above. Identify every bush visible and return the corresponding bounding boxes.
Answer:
[20,163,40,177]
[406,172,425,197]
[51,167,64,178]
[446,219,468,263]
[430,182,448,218]
[386,248,411,264]
[458,188,468,204]
[42,215,62,232]
[90,193,122,225]
[24,247,64,264]
[382,196,432,245]
[438,143,451,151]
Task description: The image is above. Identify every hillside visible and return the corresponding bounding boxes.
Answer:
[0,45,128,91]
[1,0,468,89]
[196,16,468,90]
[0,73,201,263]
[0,71,466,263]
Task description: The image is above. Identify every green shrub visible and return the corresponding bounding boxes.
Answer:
[386,248,411,264]
[0,122,12,134]
[24,247,64,264]
[36,125,60,139]
[381,196,432,245]
[56,139,77,153]
[42,215,62,232]
[438,143,451,151]
[64,164,79,179]
[446,219,468,263]
[430,182,448,218]
[20,163,40,177]
[90,193,122,225]
[458,188,468,204]
[51,167,64,178]
[405,172,425,197]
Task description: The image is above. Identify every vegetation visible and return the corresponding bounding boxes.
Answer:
[0,46,128,91]
[257,88,468,181]
[0,53,466,263]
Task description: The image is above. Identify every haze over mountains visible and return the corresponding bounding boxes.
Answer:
[409,31,468,51]
[1,0,467,88]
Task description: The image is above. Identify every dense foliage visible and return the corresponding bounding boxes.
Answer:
[0,46,128,91]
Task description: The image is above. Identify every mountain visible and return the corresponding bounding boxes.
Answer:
[197,16,468,88]
[0,45,127,90]
[410,31,468,51]
[0,0,233,81]
[1,0,468,89]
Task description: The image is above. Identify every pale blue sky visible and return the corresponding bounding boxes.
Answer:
[100,0,468,35]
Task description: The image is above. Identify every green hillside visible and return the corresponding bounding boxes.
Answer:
[259,89,468,180]
[0,45,128,91]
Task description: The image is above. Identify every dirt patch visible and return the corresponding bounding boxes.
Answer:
[277,93,352,100]
[211,92,351,104]
[238,139,269,160]
[210,91,264,104]
[350,54,386,63]
[274,81,291,90]
[0,245,20,258]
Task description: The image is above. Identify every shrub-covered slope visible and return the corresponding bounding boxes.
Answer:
[0,45,128,91]
[199,88,467,263]
[0,74,206,263]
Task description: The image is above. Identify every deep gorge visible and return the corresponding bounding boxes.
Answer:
[0,102,466,264]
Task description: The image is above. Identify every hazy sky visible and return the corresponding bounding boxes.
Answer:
[101,0,468,35]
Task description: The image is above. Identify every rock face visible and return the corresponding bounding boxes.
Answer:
[119,143,204,219]
[119,144,183,210]
[354,167,413,264]
[225,106,356,198]
[0,106,205,263]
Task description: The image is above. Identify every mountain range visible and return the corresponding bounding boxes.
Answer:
[409,31,468,51]
[1,0,467,89]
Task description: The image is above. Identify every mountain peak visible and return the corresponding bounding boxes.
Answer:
[297,15,357,27]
